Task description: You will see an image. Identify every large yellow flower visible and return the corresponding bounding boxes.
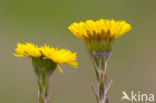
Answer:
[68,19,131,40]
[14,42,78,72]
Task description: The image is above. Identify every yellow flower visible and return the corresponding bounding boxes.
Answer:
[14,42,78,72]
[68,19,131,40]
[68,19,131,52]
[13,42,41,57]
[40,44,78,68]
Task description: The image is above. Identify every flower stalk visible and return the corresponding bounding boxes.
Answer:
[37,77,50,103]
[90,51,112,103]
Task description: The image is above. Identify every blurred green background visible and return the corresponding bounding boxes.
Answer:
[0,0,156,103]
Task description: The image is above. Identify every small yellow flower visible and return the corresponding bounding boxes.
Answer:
[68,19,131,52]
[68,19,131,40]
[14,42,78,72]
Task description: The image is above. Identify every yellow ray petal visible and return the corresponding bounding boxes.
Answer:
[13,53,24,57]
[57,65,63,73]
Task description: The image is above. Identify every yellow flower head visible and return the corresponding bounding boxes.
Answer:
[68,19,131,40]
[13,42,41,57]
[14,42,78,72]
[40,44,78,68]
[68,19,131,52]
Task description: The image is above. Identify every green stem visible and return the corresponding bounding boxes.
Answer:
[38,78,51,103]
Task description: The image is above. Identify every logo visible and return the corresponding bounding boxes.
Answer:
[121,91,154,102]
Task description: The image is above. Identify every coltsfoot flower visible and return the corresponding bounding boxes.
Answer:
[14,42,78,72]
[14,42,78,103]
[68,19,131,52]
[68,19,132,103]
[13,42,41,57]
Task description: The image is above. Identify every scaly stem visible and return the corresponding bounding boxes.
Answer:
[90,51,112,103]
